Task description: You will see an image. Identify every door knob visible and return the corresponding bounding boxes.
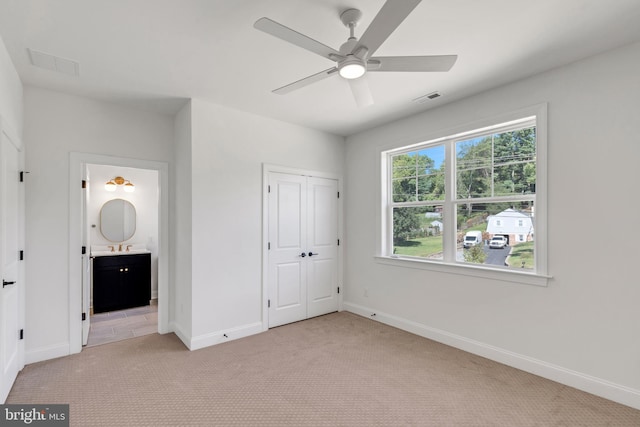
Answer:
[3,280,16,288]
[299,252,306,257]
[308,252,319,257]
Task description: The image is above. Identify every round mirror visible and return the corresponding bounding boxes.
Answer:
[100,199,136,242]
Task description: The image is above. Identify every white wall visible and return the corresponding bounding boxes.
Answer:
[0,35,22,136]
[184,99,344,349]
[171,101,193,341]
[23,87,174,362]
[87,164,159,299]
[344,41,640,408]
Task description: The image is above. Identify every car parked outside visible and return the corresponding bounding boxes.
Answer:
[489,236,508,249]
[463,230,483,248]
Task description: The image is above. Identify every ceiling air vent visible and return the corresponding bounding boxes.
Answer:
[413,91,442,104]
[27,48,80,77]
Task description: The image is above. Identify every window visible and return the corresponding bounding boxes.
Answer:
[381,109,547,283]
[390,144,445,260]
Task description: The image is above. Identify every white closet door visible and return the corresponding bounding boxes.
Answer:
[268,173,308,327]
[306,177,339,318]
[268,172,338,328]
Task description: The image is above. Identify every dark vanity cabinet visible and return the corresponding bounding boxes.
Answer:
[93,253,151,313]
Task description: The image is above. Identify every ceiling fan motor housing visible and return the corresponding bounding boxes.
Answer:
[339,37,359,55]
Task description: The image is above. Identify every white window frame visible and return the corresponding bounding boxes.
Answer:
[376,104,549,287]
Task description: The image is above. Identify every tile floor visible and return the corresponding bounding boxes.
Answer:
[87,305,158,347]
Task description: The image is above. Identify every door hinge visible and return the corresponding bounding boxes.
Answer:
[19,171,29,182]
[82,179,87,189]
[337,191,340,198]
[337,239,340,246]
[337,286,340,294]
[268,185,271,193]
[268,242,271,250]
[19,329,24,340]
[81,246,86,255]
[19,250,24,261]
[82,313,86,321]
[268,299,271,308]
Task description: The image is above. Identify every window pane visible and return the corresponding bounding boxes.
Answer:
[393,206,443,260]
[492,128,536,196]
[392,177,417,202]
[456,127,536,199]
[391,146,445,203]
[456,137,492,198]
[457,201,535,270]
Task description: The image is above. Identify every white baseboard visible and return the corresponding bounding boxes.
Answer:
[25,342,70,365]
[343,302,640,411]
[24,321,263,362]
[188,322,264,351]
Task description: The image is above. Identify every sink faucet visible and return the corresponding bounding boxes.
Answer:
[108,245,115,252]
[118,243,123,252]
[126,244,132,252]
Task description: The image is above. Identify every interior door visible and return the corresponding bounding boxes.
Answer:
[268,172,339,328]
[306,177,339,318]
[268,173,308,327]
[81,167,90,345]
[1,129,21,402]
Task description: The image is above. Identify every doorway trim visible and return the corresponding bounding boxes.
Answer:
[261,163,343,332]
[69,153,170,354]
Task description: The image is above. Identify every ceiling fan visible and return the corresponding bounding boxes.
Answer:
[254,0,457,107]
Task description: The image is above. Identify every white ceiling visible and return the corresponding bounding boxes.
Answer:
[1,0,640,136]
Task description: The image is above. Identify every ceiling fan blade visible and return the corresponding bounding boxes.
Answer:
[254,17,341,61]
[368,55,457,72]
[273,67,339,95]
[355,0,422,57]
[348,78,374,108]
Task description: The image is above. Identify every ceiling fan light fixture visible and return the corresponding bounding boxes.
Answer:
[339,56,366,79]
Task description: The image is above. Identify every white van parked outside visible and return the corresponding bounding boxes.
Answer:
[463,230,483,248]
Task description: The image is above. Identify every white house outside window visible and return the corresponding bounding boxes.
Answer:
[380,108,548,284]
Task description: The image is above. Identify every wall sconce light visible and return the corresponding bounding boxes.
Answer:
[105,176,135,193]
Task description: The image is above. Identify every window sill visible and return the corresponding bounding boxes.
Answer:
[375,256,550,287]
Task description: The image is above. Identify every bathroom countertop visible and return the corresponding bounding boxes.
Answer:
[91,249,151,257]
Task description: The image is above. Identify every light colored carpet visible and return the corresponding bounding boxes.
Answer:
[8,312,640,426]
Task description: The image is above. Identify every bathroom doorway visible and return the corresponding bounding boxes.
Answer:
[85,164,159,347]
[69,153,169,354]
